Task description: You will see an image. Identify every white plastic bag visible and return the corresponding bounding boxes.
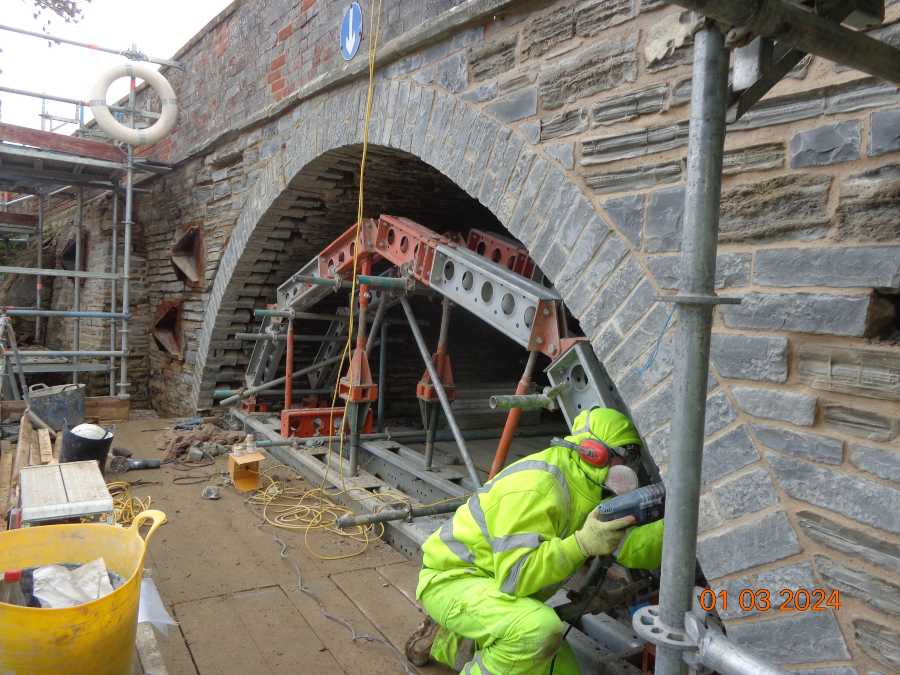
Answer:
[138,577,177,635]
[32,558,114,608]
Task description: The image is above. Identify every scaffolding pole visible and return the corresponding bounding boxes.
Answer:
[654,23,730,675]
[35,194,44,344]
[118,77,136,400]
[72,187,83,384]
[109,190,118,396]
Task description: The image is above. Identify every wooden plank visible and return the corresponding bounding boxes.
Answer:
[175,586,343,675]
[0,396,130,423]
[8,414,34,513]
[0,446,12,530]
[52,433,62,464]
[0,122,125,163]
[37,428,52,464]
[0,212,37,227]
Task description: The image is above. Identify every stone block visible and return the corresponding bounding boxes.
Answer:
[434,52,467,94]
[545,142,574,169]
[823,404,899,442]
[756,246,900,289]
[605,302,672,377]
[796,510,900,571]
[697,511,801,579]
[575,0,633,37]
[715,563,816,619]
[468,36,517,82]
[726,612,850,664]
[592,322,622,360]
[849,443,900,482]
[722,143,785,175]
[767,453,900,534]
[730,90,825,131]
[460,82,498,103]
[590,84,668,126]
[701,426,759,483]
[753,424,842,464]
[507,157,547,236]
[643,187,684,253]
[631,379,673,434]
[584,161,682,194]
[720,292,871,337]
[816,554,900,618]
[705,390,737,437]
[644,10,694,72]
[520,119,540,144]
[522,5,575,60]
[579,255,643,335]
[797,346,900,402]
[611,279,657,336]
[499,67,538,95]
[869,109,900,157]
[733,387,817,426]
[539,34,637,110]
[646,253,751,290]
[835,164,900,242]
[711,467,778,519]
[541,108,589,141]
[719,174,832,242]
[581,122,689,166]
[698,493,723,532]
[602,194,643,248]
[671,77,692,106]
[616,330,675,403]
[790,120,861,168]
[566,232,628,316]
[825,78,900,115]
[853,619,900,670]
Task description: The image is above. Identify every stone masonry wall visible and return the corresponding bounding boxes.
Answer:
[119,0,900,671]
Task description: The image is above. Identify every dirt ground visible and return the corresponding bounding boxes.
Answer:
[115,418,455,675]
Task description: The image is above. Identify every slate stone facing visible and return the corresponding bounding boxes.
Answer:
[578,255,643,336]
[815,554,900,618]
[584,161,682,194]
[581,122,689,166]
[797,510,900,572]
[575,0,634,37]
[539,34,638,110]
[853,619,900,670]
[869,109,900,157]
[753,424,843,464]
[644,10,694,72]
[797,346,900,402]
[768,453,900,534]
[725,612,850,664]
[590,84,668,126]
[849,444,900,482]
[822,404,899,443]
[540,108,589,141]
[719,174,832,243]
[755,246,900,289]
[704,390,737,437]
[835,164,900,242]
[710,334,789,384]
[697,511,802,579]
[722,143,785,175]
[484,86,538,123]
[545,142,574,169]
[643,186,684,252]
[468,36,518,82]
[434,52,468,94]
[522,4,574,60]
[789,121,861,168]
[734,387,817,427]
[602,194,644,249]
[720,292,871,338]
[709,468,778,520]
[701,425,760,484]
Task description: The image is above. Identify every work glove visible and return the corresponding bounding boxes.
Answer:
[574,514,634,557]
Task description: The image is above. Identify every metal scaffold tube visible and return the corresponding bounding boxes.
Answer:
[109,190,118,396]
[335,497,467,528]
[35,194,44,344]
[118,100,135,399]
[73,187,83,384]
[399,296,481,488]
[655,23,730,675]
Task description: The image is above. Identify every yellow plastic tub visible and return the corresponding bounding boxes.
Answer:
[0,510,166,675]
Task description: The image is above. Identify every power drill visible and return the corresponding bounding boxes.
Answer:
[596,482,665,525]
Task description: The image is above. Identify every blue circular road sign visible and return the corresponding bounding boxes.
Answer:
[340,3,363,61]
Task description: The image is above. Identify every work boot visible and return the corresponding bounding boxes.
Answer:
[405,615,439,667]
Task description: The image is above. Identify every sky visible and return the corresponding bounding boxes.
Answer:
[0,0,233,130]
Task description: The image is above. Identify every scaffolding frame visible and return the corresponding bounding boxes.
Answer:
[0,35,173,399]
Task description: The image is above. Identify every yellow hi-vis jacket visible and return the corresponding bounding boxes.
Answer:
[417,444,665,600]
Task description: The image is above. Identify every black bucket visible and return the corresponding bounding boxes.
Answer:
[60,424,114,473]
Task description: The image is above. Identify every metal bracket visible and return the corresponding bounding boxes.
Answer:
[655,294,742,306]
[632,605,695,650]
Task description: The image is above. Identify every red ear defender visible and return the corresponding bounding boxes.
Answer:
[577,438,610,467]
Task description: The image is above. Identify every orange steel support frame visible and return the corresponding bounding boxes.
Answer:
[280,406,374,438]
[466,228,536,278]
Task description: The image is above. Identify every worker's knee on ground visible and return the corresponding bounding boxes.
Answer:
[504,603,566,661]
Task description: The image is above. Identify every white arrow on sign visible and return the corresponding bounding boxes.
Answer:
[344,7,360,57]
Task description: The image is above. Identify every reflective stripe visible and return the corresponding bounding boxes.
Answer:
[455,639,476,671]
[500,552,530,594]
[439,518,475,564]
[468,493,492,544]
[463,651,493,675]
[494,460,571,513]
[491,532,544,553]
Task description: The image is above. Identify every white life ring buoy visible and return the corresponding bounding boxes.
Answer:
[89,63,177,146]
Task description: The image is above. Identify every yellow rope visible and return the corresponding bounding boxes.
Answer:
[107,481,152,526]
